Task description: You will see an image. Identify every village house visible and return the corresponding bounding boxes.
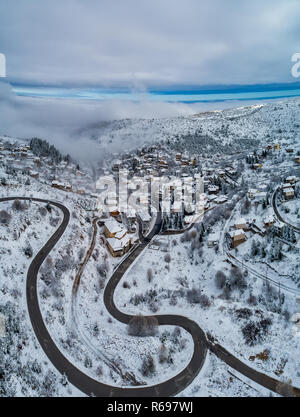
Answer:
[34,157,41,167]
[51,180,72,192]
[234,218,247,230]
[248,189,258,199]
[282,183,292,191]
[106,233,131,257]
[76,189,85,195]
[138,210,151,225]
[253,192,267,203]
[104,217,138,257]
[272,221,285,237]
[112,160,122,171]
[29,171,39,179]
[253,163,263,169]
[286,176,297,185]
[263,215,275,228]
[104,217,123,238]
[229,230,246,248]
[215,195,228,204]
[283,187,295,200]
[208,185,219,195]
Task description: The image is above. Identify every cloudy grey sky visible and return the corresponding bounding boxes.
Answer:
[0,0,299,88]
[0,0,299,160]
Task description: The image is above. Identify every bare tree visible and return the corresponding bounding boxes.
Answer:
[140,354,156,377]
[146,268,153,283]
[0,210,11,225]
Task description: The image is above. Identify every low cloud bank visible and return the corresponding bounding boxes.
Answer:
[0,80,270,161]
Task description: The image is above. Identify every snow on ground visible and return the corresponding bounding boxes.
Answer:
[1,98,300,396]
[0,195,82,396]
[180,351,276,397]
[77,250,193,386]
[115,222,300,393]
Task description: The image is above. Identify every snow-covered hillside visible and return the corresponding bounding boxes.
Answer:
[79,99,300,158]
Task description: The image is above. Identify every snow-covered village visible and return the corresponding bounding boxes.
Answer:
[1,98,300,397]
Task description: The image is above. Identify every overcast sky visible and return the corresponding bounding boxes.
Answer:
[0,0,299,88]
[0,0,299,159]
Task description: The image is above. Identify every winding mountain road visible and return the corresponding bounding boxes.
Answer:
[1,196,299,397]
[1,196,207,397]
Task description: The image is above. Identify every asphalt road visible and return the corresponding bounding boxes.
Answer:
[1,196,299,397]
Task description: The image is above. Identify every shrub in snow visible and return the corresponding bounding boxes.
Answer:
[96,365,103,377]
[38,206,47,217]
[222,284,232,300]
[235,308,252,320]
[242,318,272,346]
[186,288,202,304]
[229,266,247,290]
[0,210,11,225]
[98,277,105,291]
[55,255,73,274]
[171,326,181,344]
[140,354,156,377]
[24,243,33,258]
[215,271,226,289]
[78,247,85,260]
[12,199,26,211]
[247,293,257,306]
[147,268,153,283]
[198,294,211,308]
[282,309,290,322]
[84,356,93,369]
[169,293,177,306]
[128,315,158,337]
[158,344,168,364]
[97,262,109,278]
